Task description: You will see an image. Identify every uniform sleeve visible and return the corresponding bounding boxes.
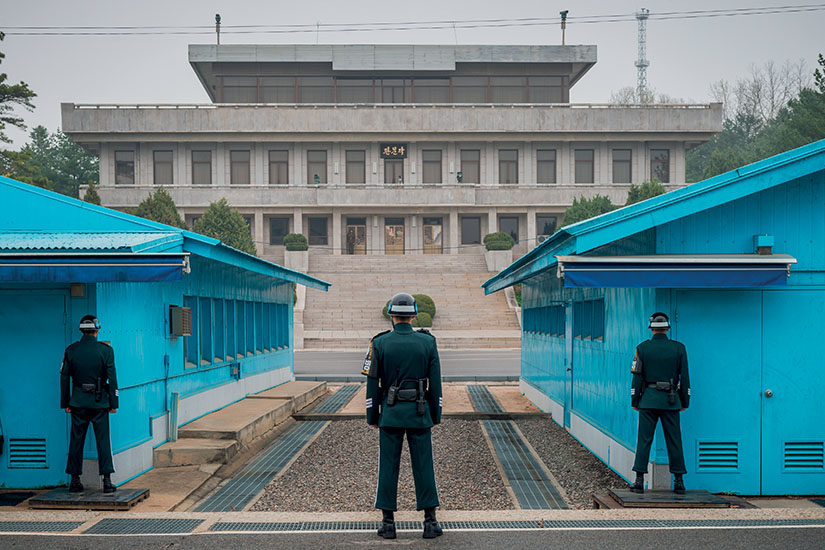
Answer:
[630,347,644,408]
[60,352,71,409]
[427,339,443,425]
[106,347,119,409]
[365,341,382,425]
[678,344,690,409]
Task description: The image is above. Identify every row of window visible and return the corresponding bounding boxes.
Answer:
[182,296,289,367]
[219,75,567,104]
[522,299,605,341]
[114,148,670,186]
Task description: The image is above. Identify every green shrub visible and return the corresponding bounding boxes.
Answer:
[411,312,433,328]
[283,233,308,251]
[483,231,515,250]
[382,294,436,320]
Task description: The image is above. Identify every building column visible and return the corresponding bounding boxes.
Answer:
[410,215,422,255]
[488,207,498,234]
[526,207,537,251]
[449,210,459,255]
[293,208,303,236]
[332,209,342,255]
[254,210,264,251]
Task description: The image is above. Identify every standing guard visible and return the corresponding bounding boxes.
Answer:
[630,312,690,494]
[362,293,443,539]
[60,315,119,493]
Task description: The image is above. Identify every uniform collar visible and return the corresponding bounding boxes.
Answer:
[393,322,414,334]
[80,334,98,342]
[651,333,669,341]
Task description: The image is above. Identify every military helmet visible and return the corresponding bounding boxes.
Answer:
[648,312,670,330]
[387,293,418,318]
[79,314,101,332]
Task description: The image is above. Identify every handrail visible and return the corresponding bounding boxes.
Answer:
[70,102,720,110]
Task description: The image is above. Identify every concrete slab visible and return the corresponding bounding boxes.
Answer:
[121,464,218,513]
[338,384,367,414]
[443,384,475,413]
[249,380,327,411]
[746,498,823,509]
[153,438,239,467]
[178,399,293,446]
[488,385,541,414]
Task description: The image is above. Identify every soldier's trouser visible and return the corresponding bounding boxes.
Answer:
[632,409,686,474]
[376,427,440,511]
[66,408,115,476]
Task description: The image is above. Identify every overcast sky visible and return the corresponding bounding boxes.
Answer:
[1,0,822,147]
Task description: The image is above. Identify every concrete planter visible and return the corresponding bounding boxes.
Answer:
[485,249,513,272]
[284,250,309,272]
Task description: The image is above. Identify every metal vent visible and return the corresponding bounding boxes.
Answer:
[697,441,738,470]
[170,305,192,337]
[8,438,47,469]
[784,441,824,470]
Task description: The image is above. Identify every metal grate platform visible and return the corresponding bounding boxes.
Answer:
[28,487,149,511]
[0,521,83,533]
[468,385,504,413]
[313,384,360,413]
[83,518,203,535]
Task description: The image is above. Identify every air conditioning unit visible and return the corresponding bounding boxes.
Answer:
[537,234,550,244]
[169,305,192,337]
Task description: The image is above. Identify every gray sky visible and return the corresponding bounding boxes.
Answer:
[1,0,822,147]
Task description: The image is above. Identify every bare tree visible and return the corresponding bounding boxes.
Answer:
[609,86,685,105]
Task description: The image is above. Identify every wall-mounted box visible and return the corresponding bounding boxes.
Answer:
[169,305,192,337]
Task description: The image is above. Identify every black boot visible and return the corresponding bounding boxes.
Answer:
[629,472,645,494]
[69,475,84,493]
[377,510,396,539]
[102,474,116,494]
[423,507,443,539]
[673,474,686,495]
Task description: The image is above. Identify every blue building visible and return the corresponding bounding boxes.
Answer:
[484,140,825,495]
[0,177,328,489]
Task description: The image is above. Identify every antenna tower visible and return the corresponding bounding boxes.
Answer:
[635,8,650,102]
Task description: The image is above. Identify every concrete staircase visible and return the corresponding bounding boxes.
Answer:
[303,254,521,349]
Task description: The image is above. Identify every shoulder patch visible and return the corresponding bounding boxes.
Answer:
[631,349,643,374]
[372,330,391,340]
[416,328,434,337]
[99,340,112,348]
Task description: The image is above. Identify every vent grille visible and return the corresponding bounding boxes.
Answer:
[8,438,47,469]
[784,441,824,470]
[697,441,738,470]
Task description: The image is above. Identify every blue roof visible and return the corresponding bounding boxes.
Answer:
[0,231,182,252]
[483,138,825,294]
[0,176,330,291]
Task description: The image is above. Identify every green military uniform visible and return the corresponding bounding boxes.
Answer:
[362,322,443,511]
[60,334,119,476]
[631,333,690,474]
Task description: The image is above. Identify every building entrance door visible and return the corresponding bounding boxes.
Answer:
[423,217,443,254]
[384,218,405,255]
[346,218,367,255]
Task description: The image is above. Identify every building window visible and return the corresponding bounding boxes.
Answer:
[261,77,296,102]
[536,215,557,237]
[199,297,212,365]
[192,151,212,186]
[245,300,255,355]
[379,79,410,103]
[213,299,225,362]
[452,77,487,103]
[422,150,442,184]
[153,150,173,186]
[308,217,328,245]
[336,79,373,103]
[574,299,605,341]
[235,301,246,357]
[225,300,235,360]
[460,149,480,183]
[222,76,257,102]
[384,159,403,185]
[461,217,481,245]
[490,76,526,103]
[575,149,595,183]
[269,217,290,245]
[298,77,333,103]
[499,216,519,243]
[183,296,198,367]
[307,150,327,185]
[613,149,632,184]
[413,79,449,103]
[346,150,366,184]
[528,76,564,103]
[536,149,556,184]
[268,150,288,186]
[651,149,670,183]
[499,150,518,184]
[115,151,135,185]
[230,150,250,185]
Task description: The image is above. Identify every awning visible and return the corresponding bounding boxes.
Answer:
[557,254,797,289]
[0,253,189,283]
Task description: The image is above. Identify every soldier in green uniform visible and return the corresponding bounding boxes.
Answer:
[362,293,443,539]
[60,315,119,493]
[630,312,690,495]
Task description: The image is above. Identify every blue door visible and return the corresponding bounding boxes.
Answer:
[0,290,71,487]
[674,290,762,494]
[760,290,825,494]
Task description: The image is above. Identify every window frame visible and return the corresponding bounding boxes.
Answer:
[650,149,671,183]
[612,149,632,184]
[574,149,595,184]
[268,150,289,186]
[460,149,480,184]
[114,150,135,186]
[308,217,329,246]
[499,216,519,244]
[536,149,557,184]
[269,217,290,246]
[384,159,404,185]
[460,216,482,245]
[345,150,366,184]
[152,150,174,186]
[421,149,443,184]
[192,150,212,186]
[307,150,328,185]
[498,149,519,184]
[230,150,251,186]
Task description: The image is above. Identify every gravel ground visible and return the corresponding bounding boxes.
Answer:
[252,419,513,512]
[517,417,626,509]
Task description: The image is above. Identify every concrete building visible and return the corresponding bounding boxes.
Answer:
[483,140,825,495]
[61,44,723,263]
[0,176,328,489]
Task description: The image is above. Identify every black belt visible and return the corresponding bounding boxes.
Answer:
[647,382,673,390]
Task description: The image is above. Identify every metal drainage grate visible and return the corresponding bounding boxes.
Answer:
[313,384,360,414]
[468,385,504,413]
[83,518,203,535]
[195,420,326,512]
[0,521,83,533]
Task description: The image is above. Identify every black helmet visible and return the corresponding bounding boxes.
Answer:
[387,293,418,318]
[648,312,670,330]
[79,314,101,332]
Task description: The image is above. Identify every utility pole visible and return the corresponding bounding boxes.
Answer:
[559,10,568,45]
[635,8,650,103]
[216,14,221,46]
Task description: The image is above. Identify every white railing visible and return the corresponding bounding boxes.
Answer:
[71,102,720,110]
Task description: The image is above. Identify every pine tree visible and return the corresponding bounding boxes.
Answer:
[134,187,186,229]
[562,195,616,227]
[625,180,666,206]
[193,198,257,255]
[82,182,101,205]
